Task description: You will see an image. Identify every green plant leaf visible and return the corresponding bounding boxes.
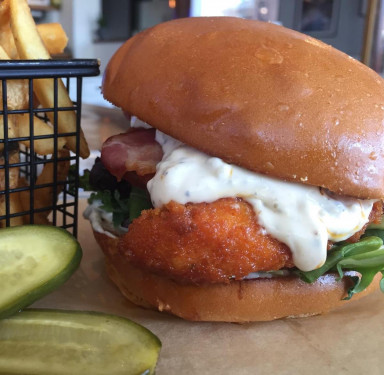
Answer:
[296,236,384,299]
[363,228,384,242]
[88,187,152,228]
[295,237,383,283]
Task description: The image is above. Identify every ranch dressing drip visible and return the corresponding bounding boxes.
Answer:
[148,131,375,272]
[84,201,127,239]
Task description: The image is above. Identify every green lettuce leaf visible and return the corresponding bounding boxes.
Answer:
[77,166,152,228]
[363,228,384,242]
[295,236,384,299]
[78,169,93,192]
[89,187,152,228]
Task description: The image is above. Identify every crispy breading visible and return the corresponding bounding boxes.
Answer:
[120,198,294,284]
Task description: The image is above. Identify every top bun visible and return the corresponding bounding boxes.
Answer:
[102,17,384,199]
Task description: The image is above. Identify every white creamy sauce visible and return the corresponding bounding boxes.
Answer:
[243,270,291,279]
[84,201,127,239]
[148,131,375,272]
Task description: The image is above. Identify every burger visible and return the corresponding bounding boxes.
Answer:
[83,17,384,322]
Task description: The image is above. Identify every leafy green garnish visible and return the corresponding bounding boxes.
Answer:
[78,169,93,191]
[128,187,153,222]
[363,228,384,242]
[295,236,384,300]
[76,163,153,228]
[89,187,152,228]
[68,166,94,195]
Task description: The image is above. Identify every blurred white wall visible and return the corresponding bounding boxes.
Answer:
[59,0,123,72]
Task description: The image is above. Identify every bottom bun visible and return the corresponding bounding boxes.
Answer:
[94,230,381,322]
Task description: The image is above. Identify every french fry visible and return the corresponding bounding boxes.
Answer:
[0,146,24,227]
[0,113,18,152]
[8,193,24,225]
[0,146,19,192]
[2,77,28,110]
[0,0,9,26]
[36,23,68,55]
[9,0,90,159]
[0,45,28,110]
[1,0,67,57]
[17,114,66,155]
[1,0,81,227]
[0,0,18,59]
[0,193,25,227]
[0,114,18,140]
[20,149,70,224]
[18,180,50,225]
[16,176,46,224]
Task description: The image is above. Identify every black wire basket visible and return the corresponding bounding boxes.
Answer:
[0,59,100,237]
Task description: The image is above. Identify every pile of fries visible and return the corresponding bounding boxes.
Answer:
[0,0,90,227]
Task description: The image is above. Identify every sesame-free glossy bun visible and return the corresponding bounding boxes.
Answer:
[102,17,384,199]
[94,230,381,322]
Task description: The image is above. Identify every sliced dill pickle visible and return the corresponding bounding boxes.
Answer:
[0,225,82,319]
[0,309,161,375]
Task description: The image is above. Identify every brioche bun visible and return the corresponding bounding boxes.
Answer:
[103,17,384,199]
[94,231,381,322]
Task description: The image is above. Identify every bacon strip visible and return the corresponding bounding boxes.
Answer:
[101,128,163,181]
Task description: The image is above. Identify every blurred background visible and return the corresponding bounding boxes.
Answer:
[27,0,384,108]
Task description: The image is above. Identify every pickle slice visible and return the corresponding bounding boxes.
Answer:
[0,309,161,375]
[0,225,82,319]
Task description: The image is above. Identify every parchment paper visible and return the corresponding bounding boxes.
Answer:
[33,200,384,375]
